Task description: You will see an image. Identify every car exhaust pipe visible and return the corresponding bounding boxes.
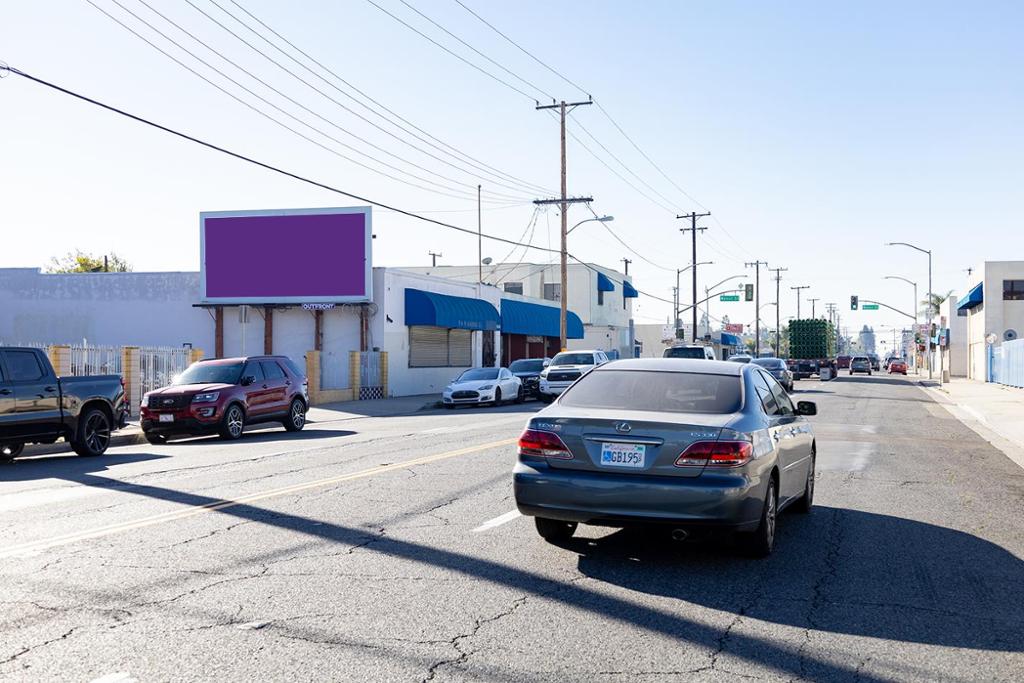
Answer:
[671,528,689,542]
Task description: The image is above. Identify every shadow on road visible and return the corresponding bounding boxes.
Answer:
[0,451,169,481]
[165,428,353,447]
[28,467,1024,680]
[833,376,917,386]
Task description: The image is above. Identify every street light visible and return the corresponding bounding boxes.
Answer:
[884,275,918,372]
[674,261,714,332]
[566,215,613,234]
[701,274,745,337]
[886,242,933,380]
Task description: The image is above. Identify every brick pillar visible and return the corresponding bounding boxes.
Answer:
[190,348,204,364]
[380,351,389,398]
[264,306,273,354]
[306,351,321,404]
[121,346,141,416]
[350,351,362,400]
[215,307,224,358]
[48,345,71,376]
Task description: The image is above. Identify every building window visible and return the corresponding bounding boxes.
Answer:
[1003,280,1024,300]
[503,282,523,295]
[409,326,473,367]
[597,290,605,306]
[543,283,561,302]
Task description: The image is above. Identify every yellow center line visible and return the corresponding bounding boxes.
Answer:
[0,438,517,559]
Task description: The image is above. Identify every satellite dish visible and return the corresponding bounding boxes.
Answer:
[1005,329,1019,341]
[482,257,493,265]
[986,333,998,345]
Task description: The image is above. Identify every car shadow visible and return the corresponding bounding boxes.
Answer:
[0,451,169,481]
[562,506,1023,652]
[833,376,916,386]
[164,428,352,447]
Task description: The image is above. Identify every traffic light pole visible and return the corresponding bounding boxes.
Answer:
[745,261,768,356]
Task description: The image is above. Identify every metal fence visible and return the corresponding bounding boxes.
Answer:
[359,351,385,400]
[139,346,193,396]
[990,339,1024,388]
[69,344,123,376]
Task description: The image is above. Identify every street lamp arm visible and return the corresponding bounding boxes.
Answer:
[705,274,745,292]
[884,275,917,286]
[886,241,930,255]
[860,299,916,321]
[678,260,714,275]
[567,215,613,234]
[677,288,744,315]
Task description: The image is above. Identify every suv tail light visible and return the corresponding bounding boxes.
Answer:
[518,429,573,459]
[675,440,753,468]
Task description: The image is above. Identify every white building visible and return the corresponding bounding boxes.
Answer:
[956,262,1024,381]
[400,262,637,358]
[936,296,968,378]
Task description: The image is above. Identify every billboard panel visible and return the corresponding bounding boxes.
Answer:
[200,207,371,303]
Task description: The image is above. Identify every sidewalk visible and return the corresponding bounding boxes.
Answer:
[20,394,441,457]
[919,377,1024,470]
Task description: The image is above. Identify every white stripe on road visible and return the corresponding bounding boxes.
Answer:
[473,509,522,532]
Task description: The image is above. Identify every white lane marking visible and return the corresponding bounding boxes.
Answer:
[473,509,522,533]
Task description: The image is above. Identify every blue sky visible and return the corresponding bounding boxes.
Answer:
[2,0,1021,338]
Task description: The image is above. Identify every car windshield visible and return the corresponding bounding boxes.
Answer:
[753,358,785,370]
[729,356,752,363]
[663,347,707,359]
[560,370,742,414]
[853,357,869,362]
[551,352,595,366]
[510,360,544,373]
[457,368,499,381]
[174,362,243,386]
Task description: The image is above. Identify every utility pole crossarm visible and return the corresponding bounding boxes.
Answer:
[678,212,712,342]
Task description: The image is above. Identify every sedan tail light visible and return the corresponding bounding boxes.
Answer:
[675,440,753,468]
[518,429,573,459]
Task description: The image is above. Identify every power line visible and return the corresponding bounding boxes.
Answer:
[90,0,518,204]
[187,0,551,198]
[2,63,674,305]
[363,0,539,102]
[396,0,554,101]
[223,0,554,196]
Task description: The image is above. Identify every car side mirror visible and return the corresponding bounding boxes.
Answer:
[240,375,255,387]
[796,401,817,416]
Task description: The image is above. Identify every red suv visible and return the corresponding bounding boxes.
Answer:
[140,356,308,444]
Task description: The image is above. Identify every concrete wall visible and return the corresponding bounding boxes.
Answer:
[634,323,673,358]
[962,262,1024,381]
[0,268,212,349]
[370,269,502,397]
[939,297,968,377]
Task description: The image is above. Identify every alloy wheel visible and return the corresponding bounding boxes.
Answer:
[291,401,305,429]
[765,485,777,548]
[228,407,244,437]
[84,413,110,454]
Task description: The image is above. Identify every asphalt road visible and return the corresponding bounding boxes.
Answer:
[1,376,1022,682]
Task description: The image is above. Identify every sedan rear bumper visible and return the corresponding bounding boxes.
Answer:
[513,461,767,531]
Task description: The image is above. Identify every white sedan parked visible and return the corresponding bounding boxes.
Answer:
[443,367,524,408]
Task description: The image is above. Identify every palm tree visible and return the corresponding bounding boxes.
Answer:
[919,290,955,318]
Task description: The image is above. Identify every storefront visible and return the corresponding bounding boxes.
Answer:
[499,297,584,365]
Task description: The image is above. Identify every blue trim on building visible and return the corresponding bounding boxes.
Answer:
[404,288,499,331]
[500,299,584,338]
[597,272,616,292]
[622,280,639,298]
[957,283,983,311]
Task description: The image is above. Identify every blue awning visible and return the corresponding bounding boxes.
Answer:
[622,280,639,298]
[957,283,983,311]
[500,299,584,339]
[719,332,743,347]
[405,288,499,331]
[597,272,616,292]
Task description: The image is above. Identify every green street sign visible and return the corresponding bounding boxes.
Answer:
[720,294,740,302]
[862,304,879,310]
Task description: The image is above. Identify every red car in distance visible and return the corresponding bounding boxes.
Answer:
[140,356,308,444]
[836,355,852,369]
[888,359,908,375]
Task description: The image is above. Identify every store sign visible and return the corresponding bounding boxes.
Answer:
[725,323,744,333]
[720,294,740,302]
[302,303,336,311]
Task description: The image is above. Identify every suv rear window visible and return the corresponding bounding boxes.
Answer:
[551,352,595,366]
[561,370,742,414]
[280,357,305,379]
[663,347,708,359]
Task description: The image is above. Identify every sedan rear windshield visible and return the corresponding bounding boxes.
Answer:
[174,362,243,386]
[560,370,742,414]
[663,347,707,359]
[753,358,786,370]
[551,353,595,366]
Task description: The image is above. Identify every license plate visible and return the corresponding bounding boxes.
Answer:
[159,414,174,423]
[600,442,645,468]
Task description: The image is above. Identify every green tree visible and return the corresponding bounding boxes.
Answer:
[47,250,132,273]
[919,290,954,318]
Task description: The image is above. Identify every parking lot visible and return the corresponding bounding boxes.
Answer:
[1,375,1022,681]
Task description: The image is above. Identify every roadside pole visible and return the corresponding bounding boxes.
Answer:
[678,212,711,342]
[745,260,768,356]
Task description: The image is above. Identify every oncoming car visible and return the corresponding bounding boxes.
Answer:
[513,358,818,557]
[443,367,523,407]
[849,356,872,375]
[538,350,609,402]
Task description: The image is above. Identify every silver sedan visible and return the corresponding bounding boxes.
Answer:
[513,358,818,556]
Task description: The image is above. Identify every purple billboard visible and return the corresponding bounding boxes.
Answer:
[200,207,372,304]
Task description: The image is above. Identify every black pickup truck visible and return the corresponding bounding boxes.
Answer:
[0,347,129,460]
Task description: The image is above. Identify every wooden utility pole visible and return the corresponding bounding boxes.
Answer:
[678,212,711,342]
[809,298,820,319]
[536,97,593,350]
[745,261,768,356]
[429,251,443,267]
[769,267,788,355]
[791,285,810,320]
[477,184,482,283]
[621,258,631,276]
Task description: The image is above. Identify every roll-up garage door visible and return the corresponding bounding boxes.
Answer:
[409,326,449,367]
[448,329,472,366]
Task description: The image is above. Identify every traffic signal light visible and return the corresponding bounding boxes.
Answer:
[744,284,754,302]
[851,295,859,310]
